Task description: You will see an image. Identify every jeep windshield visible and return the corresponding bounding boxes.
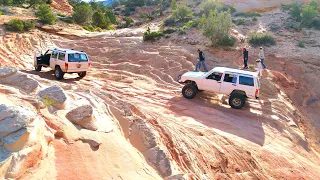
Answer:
[68,53,88,62]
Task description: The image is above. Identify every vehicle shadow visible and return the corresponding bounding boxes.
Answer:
[21,69,82,84]
[167,92,266,146]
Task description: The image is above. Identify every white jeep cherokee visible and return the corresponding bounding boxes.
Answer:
[34,48,91,80]
[178,67,260,109]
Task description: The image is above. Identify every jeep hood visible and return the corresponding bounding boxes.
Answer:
[182,72,206,78]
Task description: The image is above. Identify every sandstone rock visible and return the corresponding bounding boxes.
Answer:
[66,105,93,123]
[79,129,103,147]
[165,174,187,180]
[0,73,39,93]
[66,104,98,131]
[3,128,28,145]
[0,67,17,79]
[0,105,35,138]
[37,85,67,108]
[145,146,172,177]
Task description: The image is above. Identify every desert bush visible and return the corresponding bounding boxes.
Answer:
[5,19,24,31]
[62,17,75,24]
[73,3,93,25]
[163,28,176,34]
[233,18,246,25]
[201,0,223,16]
[301,4,319,27]
[312,18,320,30]
[35,4,56,24]
[5,19,35,32]
[23,21,35,31]
[285,21,301,31]
[28,0,47,7]
[172,5,193,21]
[216,35,236,46]
[253,16,258,21]
[124,7,131,16]
[143,31,163,41]
[248,32,276,46]
[199,9,232,45]
[297,41,305,48]
[0,11,2,16]
[183,20,198,29]
[164,17,175,26]
[171,0,177,10]
[234,12,261,17]
[57,12,67,17]
[106,10,117,24]
[82,25,94,32]
[92,10,110,29]
[177,28,186,35]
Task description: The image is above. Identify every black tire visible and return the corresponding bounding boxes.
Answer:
[182,84,197,99]
[229,93,246,109]
[35,65,42,71]
[54,66,64,80]
[78,72,87,78]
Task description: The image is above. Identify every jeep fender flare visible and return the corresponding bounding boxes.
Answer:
[230,90,247,98]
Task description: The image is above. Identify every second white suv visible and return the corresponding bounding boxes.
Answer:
[178,67,260,109]
[34,48,91,80]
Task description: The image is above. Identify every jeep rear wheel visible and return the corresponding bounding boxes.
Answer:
[78,72,87,78]
[35,65,42,71]
[229,93,246,109]
[182,84,197,99]
[54,66,64,80]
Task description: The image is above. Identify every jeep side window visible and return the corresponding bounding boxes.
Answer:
[58,52,65,61]
[239,76,254,86]
[224,74,237,83]
[207,72,222,81]
[52,51,58,59]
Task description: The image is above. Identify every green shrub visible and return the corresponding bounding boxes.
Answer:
[124,7,130,16]
[0,11,2,16]
[172,5,193,21]
[285,21,301,31]
[233,18,246,25]
[248,32,276,46]
[82,25,94,32]
[171,0,177,10]
[253,16,258,21]
[73,3,93,25]
[106,10,117,24]
[164,18,175,26]
[163,28,176,34]
[35,4,56,24]
[177,28,186,35]
[201,0,223,16]
[297,41,305,48]
[143,31,163,41]
[301,4,319,27]
[23,21,35,31]
[216,35,236,46]
[62,17,75,24]
[234,12,261,17]
[92,10,110,29]
[57,12,67,17]
[5,19,24,32]
[312,19,320,30]
[183,20,198,29]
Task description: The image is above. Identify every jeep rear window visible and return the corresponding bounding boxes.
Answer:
[239,76,254,86]
[68,53,88,62]
[58,52,65,60]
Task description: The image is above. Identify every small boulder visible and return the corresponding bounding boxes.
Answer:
[37,85,67,108]
[0,105,35,138]
[0,73,39,93]
[0,67,17,79]
[66,105,98,131]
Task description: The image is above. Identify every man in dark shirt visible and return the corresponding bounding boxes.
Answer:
[195,49,208,72]
[243,48,249,69]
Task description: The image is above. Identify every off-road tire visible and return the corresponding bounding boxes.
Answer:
[54,66,64,80]
[182,84,197,99]
[229,93,246,109]
[78,72,87,78]
[35,65,42,71]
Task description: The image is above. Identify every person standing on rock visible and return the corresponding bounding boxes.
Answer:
[195,49,208,72]
[258,47,267,69]
[243,47,249,69]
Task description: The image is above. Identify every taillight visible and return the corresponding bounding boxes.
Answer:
[255,89,259,95]
[65,63,68,70]
[88,61,91,67]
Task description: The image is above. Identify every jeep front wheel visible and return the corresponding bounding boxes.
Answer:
[54,66,64,80]
[229,93,246,109]
[182,84,197,99]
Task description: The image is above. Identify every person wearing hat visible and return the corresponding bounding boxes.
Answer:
[258,47,267,69]
[195,49,208,72]
[243,47,249,69]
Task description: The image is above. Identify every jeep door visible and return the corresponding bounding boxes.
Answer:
[67,53,89,72]
[201,71,222,92]
[219,73,238,95]
[50,51,59,69]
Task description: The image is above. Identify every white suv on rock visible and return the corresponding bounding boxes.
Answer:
[178,67,260,109]
[34,48,91,80]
